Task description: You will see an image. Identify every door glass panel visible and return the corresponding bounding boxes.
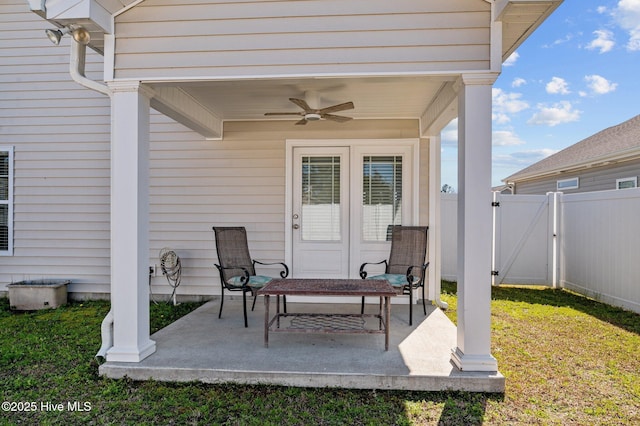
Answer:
[362,156,402,241]
[301,156,341,241]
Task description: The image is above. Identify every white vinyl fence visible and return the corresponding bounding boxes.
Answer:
[441,189,640,314]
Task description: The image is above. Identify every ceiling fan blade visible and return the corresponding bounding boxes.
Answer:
[295,118,308,125]
[323,114,353,123]
[264,112,304,116]
[289,98,313,112]
[319,101,354,115]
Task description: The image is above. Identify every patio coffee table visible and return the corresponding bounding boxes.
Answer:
[257,278,396,350]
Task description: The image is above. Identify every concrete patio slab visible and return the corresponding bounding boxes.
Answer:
[99,299,505,392]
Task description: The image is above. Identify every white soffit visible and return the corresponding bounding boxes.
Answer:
[497,0,564,60]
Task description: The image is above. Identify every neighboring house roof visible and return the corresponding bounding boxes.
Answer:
[504,114,640,183]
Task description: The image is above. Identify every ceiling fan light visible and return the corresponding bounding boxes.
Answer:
[305,113,321,121]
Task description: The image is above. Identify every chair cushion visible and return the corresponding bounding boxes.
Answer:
[228,275,273,288]
[368,273,419,287]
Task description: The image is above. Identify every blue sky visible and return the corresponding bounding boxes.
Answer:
[440,0,640,190]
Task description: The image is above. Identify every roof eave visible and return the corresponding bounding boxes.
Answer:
[504,146,640,184]
[496,0,564,60]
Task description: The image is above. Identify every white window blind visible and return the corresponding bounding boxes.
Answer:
[362,156,402,241]
[0,148,13,254]
[301,156,341,241]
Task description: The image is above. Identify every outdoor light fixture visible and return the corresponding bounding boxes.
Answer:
[45,27,71,45]
[45,26,91,46]
[71,27,91,45]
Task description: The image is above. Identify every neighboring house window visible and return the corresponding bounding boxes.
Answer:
[0,147,13,255]
[616,177,637,189]
[557,177,579,191]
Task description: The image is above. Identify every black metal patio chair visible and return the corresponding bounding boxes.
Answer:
[359,226,429,325]
[213,226,289,327]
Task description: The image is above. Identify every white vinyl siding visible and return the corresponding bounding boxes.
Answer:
[0,3,111,292]
[3,3,428,297]
[148,119,421,296]
[114,0,491,79]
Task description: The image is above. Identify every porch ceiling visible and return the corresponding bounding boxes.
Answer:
[149,75,454,124]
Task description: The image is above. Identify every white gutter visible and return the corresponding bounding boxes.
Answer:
[27,0,46,18]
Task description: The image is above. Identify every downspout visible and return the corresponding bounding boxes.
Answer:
[69,38,112,97]
[95,309,114,360]
[65,34,114,359]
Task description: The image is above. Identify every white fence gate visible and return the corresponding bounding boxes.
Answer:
[492,193,556,285]
[441,189,640,314]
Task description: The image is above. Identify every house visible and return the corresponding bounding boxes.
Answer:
[503,114,640,194]
[1,0,563,375]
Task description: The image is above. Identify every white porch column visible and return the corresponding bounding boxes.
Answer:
[106,81,156,362]
[451,74,499,371]
[427,134,443,304]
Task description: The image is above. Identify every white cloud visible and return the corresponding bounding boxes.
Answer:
[586,29,615,53]
[441,119,458,145]
[546,77,571,95]
[584,74,618,94]
[613,0,640,51]
[492,130,525,146]
[503,52,519,66]
[512,78,527,88]
[492,88,529,124]
[527,101,582,127]
[493,149,558,168]
[545,33,576,48]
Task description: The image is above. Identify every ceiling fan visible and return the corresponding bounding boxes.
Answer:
[264,98,354,125]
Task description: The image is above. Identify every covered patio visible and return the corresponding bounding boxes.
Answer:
[29,0,563,393]
[99,298,505,392]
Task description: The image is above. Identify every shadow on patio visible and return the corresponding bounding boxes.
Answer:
[99,299,504,392]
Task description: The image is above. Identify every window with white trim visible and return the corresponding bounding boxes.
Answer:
[362,155,403,241]
[616,177,637,189]
[557,177,579,191]
[0,147,13,255]
[301,156,341,241]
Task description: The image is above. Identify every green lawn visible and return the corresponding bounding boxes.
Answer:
[1,284,638,425]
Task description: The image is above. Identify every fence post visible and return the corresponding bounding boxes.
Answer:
[491,191,499,286]
[545,192,556,288]
[554,191,563,289]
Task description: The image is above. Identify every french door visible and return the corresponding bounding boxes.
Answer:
[289,141,417,279]
[292,147,350,278]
